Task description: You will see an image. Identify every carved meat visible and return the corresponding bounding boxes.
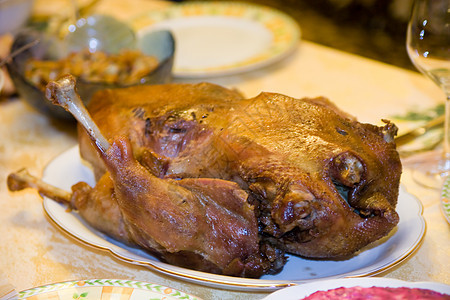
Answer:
[8,76,402,278]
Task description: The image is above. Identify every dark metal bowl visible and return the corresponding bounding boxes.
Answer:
[7,26,175,121]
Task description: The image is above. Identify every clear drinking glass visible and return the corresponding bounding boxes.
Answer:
[406,0,450,188]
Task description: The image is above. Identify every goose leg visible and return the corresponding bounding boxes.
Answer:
[46,74,109,154]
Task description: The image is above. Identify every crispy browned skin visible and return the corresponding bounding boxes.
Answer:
[9,81,286,278]
[7,142,280,278]
[99,137,275,277]
[79,82,401,260]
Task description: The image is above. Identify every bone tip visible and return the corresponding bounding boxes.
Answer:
[7,169,30,191]
[45,74,77,106]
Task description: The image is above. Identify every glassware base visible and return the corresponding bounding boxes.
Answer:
[402,150,450,189]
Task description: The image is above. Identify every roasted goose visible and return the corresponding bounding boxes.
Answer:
[8,75,402,278]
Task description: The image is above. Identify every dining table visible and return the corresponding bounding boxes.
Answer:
[1,0,449,299]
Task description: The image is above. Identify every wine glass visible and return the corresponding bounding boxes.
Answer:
[406,0,450,188]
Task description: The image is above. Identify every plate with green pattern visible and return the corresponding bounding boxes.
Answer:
[19,279,202,300]
[130,1,300,78]
[440,177,450,224]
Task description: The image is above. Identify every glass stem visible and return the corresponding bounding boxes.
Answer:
[446,93,450,154]
[443,85,450,171]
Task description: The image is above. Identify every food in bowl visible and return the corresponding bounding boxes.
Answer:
[24,48,159,90]
[8,76,402,278]
[6,28,174,120]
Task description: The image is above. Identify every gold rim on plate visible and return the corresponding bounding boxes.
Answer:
[41,146,426,291]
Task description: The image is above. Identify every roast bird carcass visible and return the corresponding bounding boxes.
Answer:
[8,75,402,278]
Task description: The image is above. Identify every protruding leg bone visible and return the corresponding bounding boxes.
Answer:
[46,74,110,154]
[7,168,72,205]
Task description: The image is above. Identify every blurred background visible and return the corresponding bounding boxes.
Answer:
[0,0,416,97]
[195,0,415,71]
[2,0,416,67]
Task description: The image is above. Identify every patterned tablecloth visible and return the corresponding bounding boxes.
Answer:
[0,1,449,300]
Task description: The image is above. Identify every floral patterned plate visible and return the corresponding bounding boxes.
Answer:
[130,1,300,78]
[19,279,201,300]
[440,177,450,224]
